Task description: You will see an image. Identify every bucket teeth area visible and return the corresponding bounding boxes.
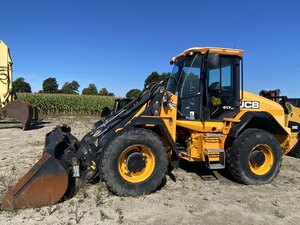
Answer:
[0,153,69,210]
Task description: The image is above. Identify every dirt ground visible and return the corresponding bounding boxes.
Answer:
[1,116,300,225]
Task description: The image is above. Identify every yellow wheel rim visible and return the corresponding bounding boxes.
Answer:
[118,145,155,183]
[249,144,274,175]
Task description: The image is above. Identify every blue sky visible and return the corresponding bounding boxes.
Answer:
[1,0,300,97]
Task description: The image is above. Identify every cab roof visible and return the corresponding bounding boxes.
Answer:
[171,47,244,63]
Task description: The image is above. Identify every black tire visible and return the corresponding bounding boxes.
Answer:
[288,148,300,158]
[226,128,282,184]
[100,128,168,196]
[287,134,300,158]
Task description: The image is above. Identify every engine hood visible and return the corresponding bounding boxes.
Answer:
[240,91,285,127]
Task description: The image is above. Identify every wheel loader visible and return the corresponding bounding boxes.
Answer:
[2,47,300,210]
[0,40,37,130]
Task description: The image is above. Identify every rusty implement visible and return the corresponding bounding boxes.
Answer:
[0,153,69,209]
[0,126,79,210]
[1,101,38,130]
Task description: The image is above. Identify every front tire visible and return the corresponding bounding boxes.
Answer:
[226,129,282,184]
[100,128,168,196]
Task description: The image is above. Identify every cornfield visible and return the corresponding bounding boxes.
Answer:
[17,93,115,115]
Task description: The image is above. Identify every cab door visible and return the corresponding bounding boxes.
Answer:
[176,54,202,120]
[206,56,240,121]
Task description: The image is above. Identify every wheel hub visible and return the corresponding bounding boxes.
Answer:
[250,150,265,167]
[126,151,146,173]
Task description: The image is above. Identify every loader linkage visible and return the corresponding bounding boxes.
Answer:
[0,81,166,209]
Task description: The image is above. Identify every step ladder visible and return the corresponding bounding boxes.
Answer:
[204,148,225,169]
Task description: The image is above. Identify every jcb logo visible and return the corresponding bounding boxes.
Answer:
[241,101,260,109]
[211,96,221,106]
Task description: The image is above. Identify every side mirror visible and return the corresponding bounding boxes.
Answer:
[207,53,220,68]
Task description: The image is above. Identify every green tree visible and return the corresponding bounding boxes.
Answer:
[99,87,115,96]
[82,83,98,95]
[13,77,31,93]
[98,87,109,96]
[161,72,171,83]
[144,72,171,88]
[144,71,160,88]
[42,77,59,93]
[126,89,141,99]
[61,80,80,94]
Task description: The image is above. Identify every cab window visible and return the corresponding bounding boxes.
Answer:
[207,57,235,119]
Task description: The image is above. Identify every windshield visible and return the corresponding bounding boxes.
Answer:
[167,54,202,97]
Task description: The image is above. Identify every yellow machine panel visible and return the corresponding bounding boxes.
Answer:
[0,40,14,106]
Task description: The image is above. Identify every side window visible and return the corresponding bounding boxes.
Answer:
[177,54,201,120]
[207,57,235,119]
[221,65,232,87]
[208,68,220,87]
[181,67,200,97]
[208,60,232,90]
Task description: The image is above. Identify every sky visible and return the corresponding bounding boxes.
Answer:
[1,0,300,97]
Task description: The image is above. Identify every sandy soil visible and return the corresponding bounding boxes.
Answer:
[1,117,300,225]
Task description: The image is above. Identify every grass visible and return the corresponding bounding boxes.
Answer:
[29,140,44,147]
[115,208,124,224]
[77,187,89,203]
[95,181,107,207]
[274,209,285,218]
[69,202,86,224]
[100,209,110,221]
[47,202,60,215]
[0,175,13,191]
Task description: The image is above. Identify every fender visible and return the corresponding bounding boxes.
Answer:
[131,117,179,168]
[228,111,288,138]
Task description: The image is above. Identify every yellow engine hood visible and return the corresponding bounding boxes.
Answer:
[240,91,286,128]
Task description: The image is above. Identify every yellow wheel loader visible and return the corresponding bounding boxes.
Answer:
[2,47,300,209]
[0,40,37,130]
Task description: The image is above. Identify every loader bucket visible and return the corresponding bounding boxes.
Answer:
[0,126,78,210]
[0,153,69,209]
[2,101,36,130]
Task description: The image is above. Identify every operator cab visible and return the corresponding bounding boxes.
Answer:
[167,47,243,121]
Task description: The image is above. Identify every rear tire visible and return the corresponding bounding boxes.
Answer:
[288,147,300,158]
[226,129,282,184]
[100,128,168,196]
[287,133,300,158]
